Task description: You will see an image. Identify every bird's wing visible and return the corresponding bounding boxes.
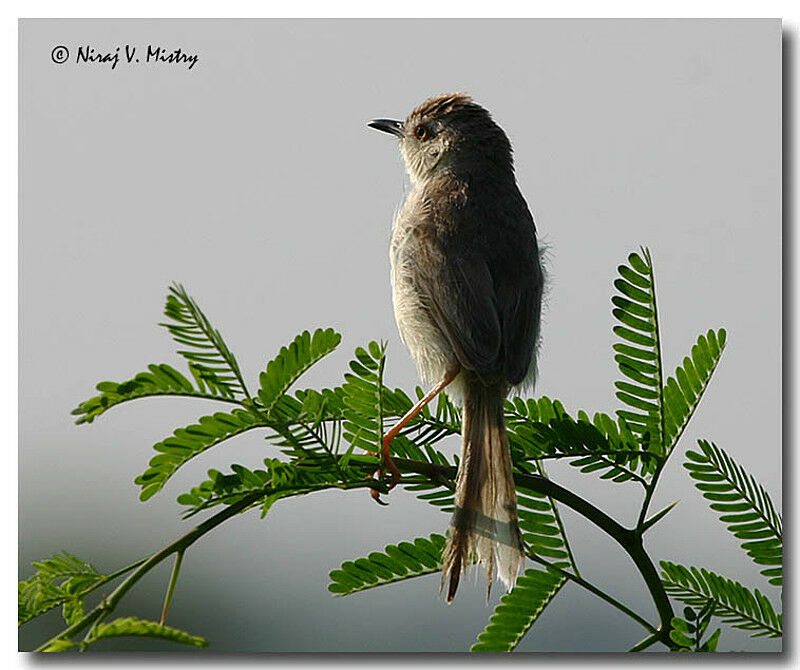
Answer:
[493,237,543,385]
[413,181,543,385]
[422,252,503,376]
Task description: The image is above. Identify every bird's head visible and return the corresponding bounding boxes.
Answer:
[368,93,514,184]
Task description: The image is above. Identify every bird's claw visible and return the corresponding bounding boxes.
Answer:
[371,486,389,506]
[369,436,401,505]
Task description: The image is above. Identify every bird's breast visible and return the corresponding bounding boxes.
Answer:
[389,189,455,387]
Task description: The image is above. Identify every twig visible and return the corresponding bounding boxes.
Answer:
[35,488,266,652]
[527,555,655,634]
[391,457,676,648]
[160,549,185,625]
[36,454,676,651]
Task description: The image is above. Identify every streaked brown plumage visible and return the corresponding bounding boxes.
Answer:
[369,93,544,601]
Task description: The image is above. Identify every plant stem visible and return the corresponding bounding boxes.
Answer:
[377,341,386,444]
[637,471,662,531]
[160,549,185,625]
[392,457,676,648]
[536,460,581,578]
[528,556,655,633]
[646,247,666,460]
[35,488,266,652]
[637,247,667,529]
[83,557,149,595]
[629,631,661,652]
[36,453,676,651]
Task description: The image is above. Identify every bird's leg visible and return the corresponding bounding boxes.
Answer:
[372,367,460,503]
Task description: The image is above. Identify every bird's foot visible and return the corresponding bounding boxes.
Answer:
[369,434,402,505]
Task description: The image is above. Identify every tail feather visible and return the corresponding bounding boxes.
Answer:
[440,381,523,602]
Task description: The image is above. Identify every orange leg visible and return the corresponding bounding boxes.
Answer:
[372,367,460,503]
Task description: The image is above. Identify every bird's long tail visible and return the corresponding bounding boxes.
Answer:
[441,379,524,602]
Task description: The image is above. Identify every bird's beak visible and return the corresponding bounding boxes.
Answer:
[368,118,405,138]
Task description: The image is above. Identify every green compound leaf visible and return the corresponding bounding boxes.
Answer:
[471,569,566,652]
[699,628,722,652]
[401,449,458,513]
[71,363,223,425]
[134,328,343,501]
[328,534,447,596]
[61,598,84,626]
[31,552,100,582]
[340,340,461,459]
[178,457,376,518]
[611,249,664,456]
[472,465,574,652]
[89,616,208,648]
[660,561,782,638]
[18,579,36,627]
[505,397,656,484]
[161,284,248,399]
[340,342,391,455]
[257,328,342,415]
[663,330,726,454]
[178,463,271,513]
[134,408,267,501]
[19,552,104,627]
[266,386,347,461]
[516,485,571,565]
[669,618,694,649]
[684,440,782,586]
[669,601,720,652]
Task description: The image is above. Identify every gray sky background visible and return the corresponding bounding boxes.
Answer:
[19,19,781,652]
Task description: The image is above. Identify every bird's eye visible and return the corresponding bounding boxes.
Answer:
[414,125,429,141]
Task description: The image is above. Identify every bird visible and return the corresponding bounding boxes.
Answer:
[368,93,545,602]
